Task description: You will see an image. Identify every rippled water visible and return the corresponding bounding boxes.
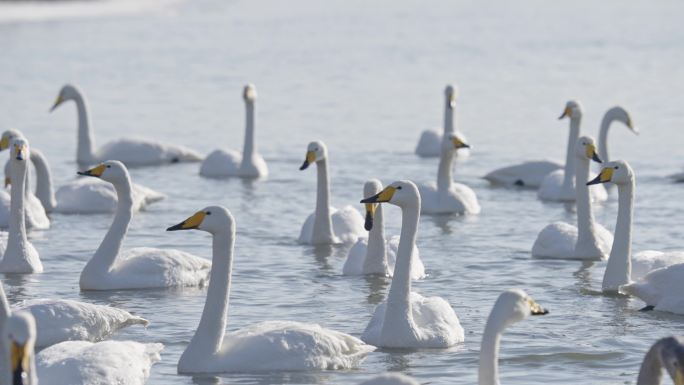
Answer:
[2,0,684,384]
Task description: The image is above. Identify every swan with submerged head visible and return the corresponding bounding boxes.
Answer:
[168,205,374,373]
[415,84,469,158]
[298,141,365,244]
[50,84,202,167]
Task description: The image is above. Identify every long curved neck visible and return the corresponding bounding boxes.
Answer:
[73,93,96,164]
[85,177,133,275]
[602,179,634,292]
[0,285,7,385]
[7,159,30,258]
[636,344,664,385]
[478,317,504,385]
[443,101,454,136]
[384,200,419,323]
[186,228,233,356]
[598,112,618,162]
[241,101,256,163]
[30,150,56,211]
[437,147,454,193]
[562,117,581,191]
[574,156,598,246]
[363,204,388,272]
[312,159,334,243]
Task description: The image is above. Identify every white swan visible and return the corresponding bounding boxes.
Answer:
[2,311,163,385]
[343,179,425,279]
[586,161,684,303]
[360,181,464,348]
[415,84,469,158]
[0,281,148,348]
[538,101,607,202]
[50,84,202,167]
[635,336,684,385]
[597,106,638,163]
[359,373,420,385]
[298,141,365,244]
[0,138,42,274]
[77,161,211,290]
[417,133,480,215]
[531,136,613,260]
[200,84,268,178]
[167,205,374,372]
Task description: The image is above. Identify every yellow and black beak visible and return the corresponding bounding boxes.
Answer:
[0,136,10,151]
[13,144,26,161]
[49,94,65,112]
[167,211,206,231]
[77,164,106,178]
[586,143,602,163]
[675,368,684,385]
[361,186,397,205]
[452,137,470,149]
[587,167,613,185]
[528,298,549,316]
[558,105,572,120]
[11,341,30,385]
[299,151,316,171]
[364,203,376,231]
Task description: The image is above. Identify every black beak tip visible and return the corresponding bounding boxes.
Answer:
[166,223,184,231]
[77,171,88,176]
[299,161,309,171]
[364,213,373,231]
[592,154,603,163]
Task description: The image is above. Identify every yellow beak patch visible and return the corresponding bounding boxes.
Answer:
[0,136,9,151]
[14,144,26,160]
[306,151,316,163]
[599,167,614,183]
[376,186,396,203]
[585,144,596,159]
[675,369,684,385]
[82,164,107,177]
[528,297,549,315]
[11,341,29,374]
[559,106,572,119]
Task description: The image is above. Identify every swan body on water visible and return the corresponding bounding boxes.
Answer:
[415,84,469,158]
[532,136,613,260]
[343,179,425,279]
[360,181,463,348]
[200,84,268,178]
[417,133,480,215]
[77,161,211,290]
[0,138,42,273]
[168,206,374,373]
[298,141,365,244]
[50,84,202,167]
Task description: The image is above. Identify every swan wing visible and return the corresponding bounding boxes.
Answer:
[13,299,147,348]
[409,292,464,347]
[415,129,441,157]
[632,250,684,281]
[621,263,684,314]
[199,149,242,177]
[331,205,365,243]
[37,340,163,385]
[97,138,202,166]
[531,222,577,259]
[484,160,562,188]
[342,238,368,275]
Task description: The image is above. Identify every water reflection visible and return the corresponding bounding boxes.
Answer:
[364,274,390,305]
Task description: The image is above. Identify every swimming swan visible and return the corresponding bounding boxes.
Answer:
[635,336,684,385]
[298,141,365,244]
[417,133,480,215]
[532,136,613,260]
[587,161,684,303]
[415,85,469,158]
[360,181,464,348]
[50,84,202,167]
[200,84,268,178]
[77,161,211,290]
[1,311,163,385]
[0,281,148,348]
[343,179,425,279]
[0,138,42,274]
[167,206,374,372]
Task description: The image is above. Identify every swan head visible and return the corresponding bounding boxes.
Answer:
[587,160,633,186]
[77,160,129,184]
[487,289,548,330]
[243,84,257,102]
[299,141,327,170]
[558,100,583,120]
[445,84,458,108]
[50,84,82,112]
[606,106,639,135]
[575,136,602,163]
[0,129,24,151]
[443,133,470,152]
[363,179,383,231]
[4,311,37,385]
[646,337,684,385]
[167,205,234,235]
[360,180,420,209]
[10,137,29,162]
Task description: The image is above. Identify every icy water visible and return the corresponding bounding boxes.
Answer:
[2,0,684,384]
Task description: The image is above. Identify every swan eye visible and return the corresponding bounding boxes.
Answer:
[106,165,111,168]
[615,166,619,170]
[396,186,402,190]
[205,211,211,215]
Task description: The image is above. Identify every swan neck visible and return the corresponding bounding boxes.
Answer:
[312,159,334,243]
[479,319,503,385]
[187,229,234,356]
[364,203,388,271]
[86,178,134,275]
[30,150,56,211]
[74,93,96,164]
[636,343,664,385]
[444,100,455,135]
[385,201,419,317]
[574,156,597,245]
[562,116,581,190]
[598,113,615,162]
[603,179,634,292]
[0,284,9,328]
[241,101,256,162]
[437,147,454,193]
[8,159,29,253]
